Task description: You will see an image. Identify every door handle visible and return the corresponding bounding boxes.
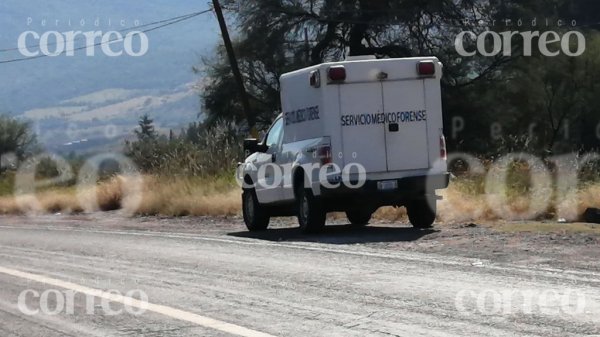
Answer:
[271,153,277,162]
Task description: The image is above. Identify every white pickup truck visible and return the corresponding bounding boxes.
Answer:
[239,56,449,233]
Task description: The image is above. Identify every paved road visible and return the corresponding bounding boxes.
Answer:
[0,219,599,337]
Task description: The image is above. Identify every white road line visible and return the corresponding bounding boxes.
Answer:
[0,266,277,337]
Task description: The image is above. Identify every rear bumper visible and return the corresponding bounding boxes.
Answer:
[319,173,450,211]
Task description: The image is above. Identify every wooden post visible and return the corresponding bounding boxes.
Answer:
[211,0,258,137]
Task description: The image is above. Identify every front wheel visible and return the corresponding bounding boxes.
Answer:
[407,196,437,229]
[297,187,326,233]
[242,189,270,231]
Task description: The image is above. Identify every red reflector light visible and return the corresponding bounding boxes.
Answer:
[418,61,436,76]
[328,66,346,82]
[440,135,447,160]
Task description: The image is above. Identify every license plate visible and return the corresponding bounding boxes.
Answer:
[377,180,398,191]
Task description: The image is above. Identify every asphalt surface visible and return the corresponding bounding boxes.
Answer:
[0,217,599,337]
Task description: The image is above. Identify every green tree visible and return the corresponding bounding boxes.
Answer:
[201,0,504,128]
[0,114,37,170]
[125,115,161,172]
[201,0,600,154]
[134,114,158,142]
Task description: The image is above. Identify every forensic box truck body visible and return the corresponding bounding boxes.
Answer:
[240,56,449,233]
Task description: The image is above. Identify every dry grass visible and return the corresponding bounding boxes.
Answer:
[0,175,240,217]
[373,206,408,222]
[128,176,240,216]
[0,175,598,225]
[496,222,600,234]
[5,191,80,215]
[438,179,600,224]
[0,197,20,215]
[578,183,600,215]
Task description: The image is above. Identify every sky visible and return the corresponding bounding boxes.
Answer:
[0,0,222,114]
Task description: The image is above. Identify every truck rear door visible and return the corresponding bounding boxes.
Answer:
[339,83,388,173]
[339,80,430,173]
[382,80,430,171]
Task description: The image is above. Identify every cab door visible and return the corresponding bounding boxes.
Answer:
[254,118,284,204]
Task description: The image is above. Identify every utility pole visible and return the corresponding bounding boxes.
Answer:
[211,0,258,138]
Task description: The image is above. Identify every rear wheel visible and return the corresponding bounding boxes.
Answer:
[296,186,326,233]
[407,196,437,229]
[346,209,373,226]
[242,189,270,231]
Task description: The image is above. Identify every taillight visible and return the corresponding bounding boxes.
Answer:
[440,134,447,160]
[417,61,436,77]
[328,66,346,82]
[317,145,332,165]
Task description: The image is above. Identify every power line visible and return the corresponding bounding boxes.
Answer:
[233,7,600,29]
[0,9,212,64]
[0,11,207,53]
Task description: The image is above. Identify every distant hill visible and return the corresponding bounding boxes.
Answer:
[0,0,220,151]
[23,84,203,153]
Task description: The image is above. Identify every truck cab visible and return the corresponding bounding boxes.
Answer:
[239,56,449,233]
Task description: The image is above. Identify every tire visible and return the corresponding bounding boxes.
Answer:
[407,196,437,229]
[242,188,270,232]
[346,209,372,226]
[296,186,326,233]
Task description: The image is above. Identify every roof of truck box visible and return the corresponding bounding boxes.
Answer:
[280,56,439,80]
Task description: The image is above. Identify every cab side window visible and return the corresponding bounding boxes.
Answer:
[265,118,284,148]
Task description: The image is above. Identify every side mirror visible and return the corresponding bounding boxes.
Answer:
[244,139,268,156]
